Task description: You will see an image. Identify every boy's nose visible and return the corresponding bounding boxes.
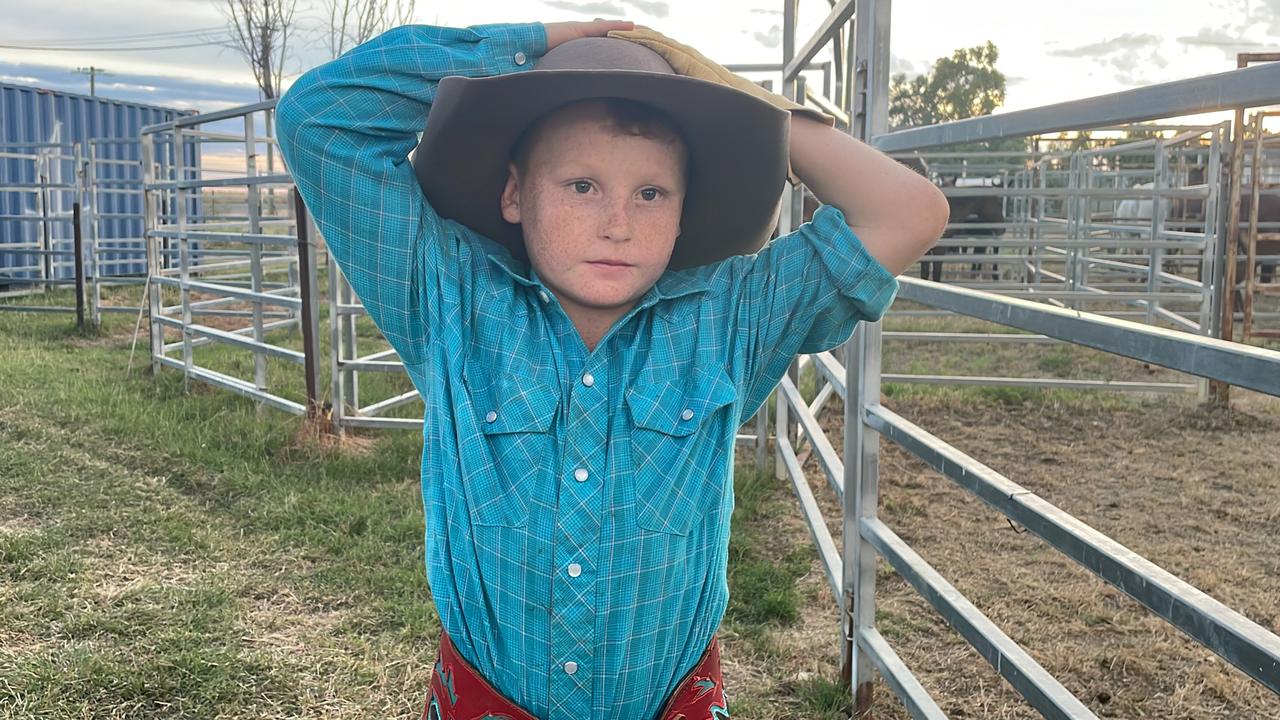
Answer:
[601,197,632,242]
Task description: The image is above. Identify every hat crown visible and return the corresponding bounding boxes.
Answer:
[535,37,675,75]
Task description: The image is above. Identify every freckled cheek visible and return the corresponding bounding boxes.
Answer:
[529,204,599,262]
[639,211,682,262]
[547,204,601,243]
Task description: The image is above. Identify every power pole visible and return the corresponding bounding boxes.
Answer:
[72,66,112,97]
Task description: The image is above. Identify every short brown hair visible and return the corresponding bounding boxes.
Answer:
[510,97,688,177]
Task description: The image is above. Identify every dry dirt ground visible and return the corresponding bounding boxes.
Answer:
[720,384,1280,719]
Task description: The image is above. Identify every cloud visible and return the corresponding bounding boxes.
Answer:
[1174,1,1280,61]
[753,24,781,49]
[540,0,626,16]
[1176,26,1271,60]
[620,0,669,18]
[1255,0,1280,34]
[1046,33,1168,87]
[1046,33,1161,58]
[0,59,259,111]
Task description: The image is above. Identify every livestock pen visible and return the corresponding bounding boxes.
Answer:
[2,4,1279,719]
[766,1,1280,717]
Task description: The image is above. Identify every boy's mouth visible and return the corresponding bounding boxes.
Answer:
[586,259,633,268]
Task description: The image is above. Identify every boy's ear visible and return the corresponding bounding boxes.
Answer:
[500,162,522,224]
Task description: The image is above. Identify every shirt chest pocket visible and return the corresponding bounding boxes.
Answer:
[625,366,738,536]
[462,368,560,528]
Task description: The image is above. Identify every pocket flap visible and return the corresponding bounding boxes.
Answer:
[626,365,737,437]
[464,368,559,435]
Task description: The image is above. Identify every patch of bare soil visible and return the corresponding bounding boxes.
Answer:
[725,391,1280,719]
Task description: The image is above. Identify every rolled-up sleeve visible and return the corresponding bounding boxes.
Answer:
[727,203,899,420]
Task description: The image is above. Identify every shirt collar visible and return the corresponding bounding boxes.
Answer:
[484,242,538,288]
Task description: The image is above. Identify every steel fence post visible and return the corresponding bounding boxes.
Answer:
[37,158,53,292]
[73,201,85,329]
[328,253,346,434]
[174,124,193,390]
[847,0,892,714]
[245,112,268,398]
[1148,139,1168,325]
[1242,111,1265,343]
[1210,63,1250,405]
[142,132,163,374]
[294,188,323,421]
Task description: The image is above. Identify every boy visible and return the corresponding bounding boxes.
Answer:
[275,18,947,720]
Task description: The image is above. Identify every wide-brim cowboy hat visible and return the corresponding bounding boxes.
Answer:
[411,36,789,270]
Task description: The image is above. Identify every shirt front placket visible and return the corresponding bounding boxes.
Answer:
[546,310,611,719]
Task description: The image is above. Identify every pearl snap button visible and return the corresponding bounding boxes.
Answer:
[582,373,595,387]
[514,51,527,65]
[680,408,695,421]
[574,468,589,482]
[538,290,550,303]
[563,661,577,675]
[485,410,497,423]
[568,563,582,577]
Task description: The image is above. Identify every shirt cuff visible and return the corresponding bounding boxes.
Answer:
[470,22,548,72]
[807,203,899,322]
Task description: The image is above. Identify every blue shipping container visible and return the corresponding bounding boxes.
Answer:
[0,81,199,282]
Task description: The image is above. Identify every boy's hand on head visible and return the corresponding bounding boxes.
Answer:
[606,26,833,128]
[606,25,833,184]
[545,20,636,50]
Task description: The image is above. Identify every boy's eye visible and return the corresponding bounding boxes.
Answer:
[639,187,661,201]
[573,181,592,194]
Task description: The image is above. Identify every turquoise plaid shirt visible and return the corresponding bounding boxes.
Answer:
[276,22,898,720]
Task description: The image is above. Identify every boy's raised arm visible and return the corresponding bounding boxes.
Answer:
[273,23,547,363]
[789,114,950,275]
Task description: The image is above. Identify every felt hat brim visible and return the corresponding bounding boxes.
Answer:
[412,57,789,270]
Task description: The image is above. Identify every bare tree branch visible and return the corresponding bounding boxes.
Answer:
[221,0,298,99]
[323,0,416,59]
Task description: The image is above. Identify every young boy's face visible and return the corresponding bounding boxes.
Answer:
[500,101,687,330]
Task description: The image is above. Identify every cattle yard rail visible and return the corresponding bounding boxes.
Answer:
[771,0,1280,716]
[142,101,322,417]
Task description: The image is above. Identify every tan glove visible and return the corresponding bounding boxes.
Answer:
[608,26,834,185]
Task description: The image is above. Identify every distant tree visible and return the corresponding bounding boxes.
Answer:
[890,41,1027,152]
[221,0,298,100]
[324,0,417,59]
[889,41,1005,129]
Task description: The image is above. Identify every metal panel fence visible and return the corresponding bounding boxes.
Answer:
[0,82,198,319]
[0,142,82,309]
[770,1,1280,716]
[143,100,321,417]
[883,123,1230,395]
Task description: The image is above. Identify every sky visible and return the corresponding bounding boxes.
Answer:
[2,0,1277,119]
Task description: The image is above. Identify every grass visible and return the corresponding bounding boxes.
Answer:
[726,467,812,631]
[0,302,436,718]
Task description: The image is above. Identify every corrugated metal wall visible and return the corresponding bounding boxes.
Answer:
[0,82,197,281]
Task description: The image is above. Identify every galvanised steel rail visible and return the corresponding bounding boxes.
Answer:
[769,0,1280,717]
[896,277,1279,396]
[872,61,1280,152]
[328,261,422,431]
[143,101,321,418]
[0,144,82,311]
